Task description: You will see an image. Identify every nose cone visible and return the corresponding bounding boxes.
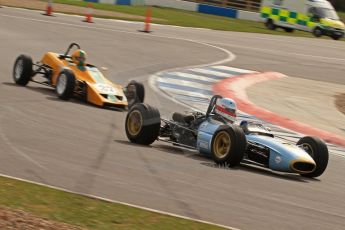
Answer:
[290,158,316,174]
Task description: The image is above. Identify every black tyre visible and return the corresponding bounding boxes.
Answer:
[55,69,76,100]
[313,27,322,37]
[297,136,329,178]
[13,55,33,86]
[211,125,247,167]
[265,19,276,30]
[331,35,342,40]
[125,103,160,145]
[283,27,294,33]
[126,80,145,109]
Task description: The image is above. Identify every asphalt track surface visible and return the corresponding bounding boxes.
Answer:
[1,7,345,230]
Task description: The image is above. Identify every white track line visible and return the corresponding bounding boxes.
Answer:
[157,77,212,90]
[157,87,212,99]
[215,42,345,63]
[0,13,235,65]
[212,65,256,74]
[165,72,220,83]
[0,109,46,170]
[189,68,234,77]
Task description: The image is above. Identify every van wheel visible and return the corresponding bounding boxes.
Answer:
[313,27,322,37]
[284,27,294,33]
[331,35,342,40]
[265,19,276,30]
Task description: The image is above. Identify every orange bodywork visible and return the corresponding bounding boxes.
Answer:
[41,52,128,107]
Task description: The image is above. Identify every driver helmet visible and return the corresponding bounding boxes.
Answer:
[214,98,237,123]
[71,49,87,66]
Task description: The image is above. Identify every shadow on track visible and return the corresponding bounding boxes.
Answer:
[201,161,315,182]
[115,138,318,183]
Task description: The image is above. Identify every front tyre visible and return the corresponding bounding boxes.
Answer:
[125,103,160,145]
[297,136,329,178]
[211,125,247,167]
[13,55,33,86]
[331,35,342,40]
[313,27,322,37]
[283,27,294,33]
[55,69,76,100]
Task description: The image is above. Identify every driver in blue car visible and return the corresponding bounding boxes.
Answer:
[213,97,237,124]
[172,97,238,126]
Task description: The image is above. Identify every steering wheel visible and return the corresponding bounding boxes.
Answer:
[206,95,222,118]
[62,43,81,57]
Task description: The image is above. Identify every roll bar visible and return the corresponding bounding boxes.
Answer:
[63,43,81,57]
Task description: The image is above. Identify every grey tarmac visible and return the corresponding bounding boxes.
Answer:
[0,7,345,230]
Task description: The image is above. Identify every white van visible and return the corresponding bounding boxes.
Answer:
[261,0,345,40]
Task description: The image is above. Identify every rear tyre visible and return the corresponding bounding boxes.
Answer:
[13,55,33,86]
[55,69,76,100]
[125,103,160,145]
[297,136,329,178]
[313,27,322,37]
[126,80,145,109]
[265,19,276,30]
[283,27,294,33]
[211,125,247,167]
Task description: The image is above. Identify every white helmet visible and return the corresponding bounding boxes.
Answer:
[214,98,237,123]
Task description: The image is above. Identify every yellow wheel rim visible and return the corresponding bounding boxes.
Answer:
[213,131,231,159]
[127,110,142,136]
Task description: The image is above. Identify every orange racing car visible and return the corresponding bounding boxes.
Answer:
[13,43,144,109]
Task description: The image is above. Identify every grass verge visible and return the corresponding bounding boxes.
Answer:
[52,0,344,40]
[0,176,227,230]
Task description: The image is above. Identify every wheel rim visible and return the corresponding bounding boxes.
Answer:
[14,59,24,80]
[301,143,314,158]
[56,74,67,95]
[213,131,231,159]
[127,110,143,136]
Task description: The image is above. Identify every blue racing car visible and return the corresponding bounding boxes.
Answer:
[125,95,328,178]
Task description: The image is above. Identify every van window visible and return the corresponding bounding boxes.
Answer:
[273,0,283,6]
[308,7,316,15]
[312,7,339,20]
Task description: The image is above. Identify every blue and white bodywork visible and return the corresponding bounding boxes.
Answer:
[197,118,221,155]
[196,118,317,174]
[126,96,328,178]
[245,134,315,173]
